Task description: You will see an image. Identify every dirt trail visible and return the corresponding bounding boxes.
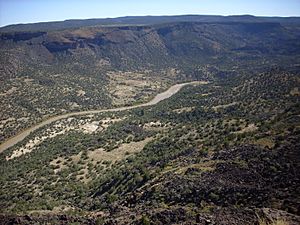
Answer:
[0,81,207,153]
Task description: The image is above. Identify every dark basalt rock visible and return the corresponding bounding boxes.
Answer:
[0,32,46,42]
[43,41,77,52]
[0,214,98,225]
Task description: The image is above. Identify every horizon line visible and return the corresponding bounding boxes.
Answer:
[1,13,300,28]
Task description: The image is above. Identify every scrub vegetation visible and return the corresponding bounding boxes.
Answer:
[0,15,300,224]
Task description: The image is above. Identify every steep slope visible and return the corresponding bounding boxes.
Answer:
[1,21,300,143]
[0,69,299,224]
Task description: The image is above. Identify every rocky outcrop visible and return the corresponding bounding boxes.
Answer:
[0,32,46,42]
[1,21,296,71]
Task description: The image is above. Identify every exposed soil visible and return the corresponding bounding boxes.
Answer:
[0,81,207,154]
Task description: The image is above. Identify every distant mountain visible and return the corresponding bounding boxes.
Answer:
[1,14,300,32]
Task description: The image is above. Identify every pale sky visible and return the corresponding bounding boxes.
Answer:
[0,0,300,27]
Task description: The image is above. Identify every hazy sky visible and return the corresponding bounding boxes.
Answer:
[0,0,300,27]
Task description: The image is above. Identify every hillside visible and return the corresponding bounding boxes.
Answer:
[1,19,300,143]
[1,69,299,224]
[0,15,300,224]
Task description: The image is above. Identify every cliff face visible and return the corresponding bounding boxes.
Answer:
[1,21,298,77]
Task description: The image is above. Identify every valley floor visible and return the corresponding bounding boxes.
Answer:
[0,69,299,225]
[0,81,205,153]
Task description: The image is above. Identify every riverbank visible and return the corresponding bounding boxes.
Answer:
[0,81,207,153]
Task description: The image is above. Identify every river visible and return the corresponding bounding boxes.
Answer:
[0,81,207,153]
